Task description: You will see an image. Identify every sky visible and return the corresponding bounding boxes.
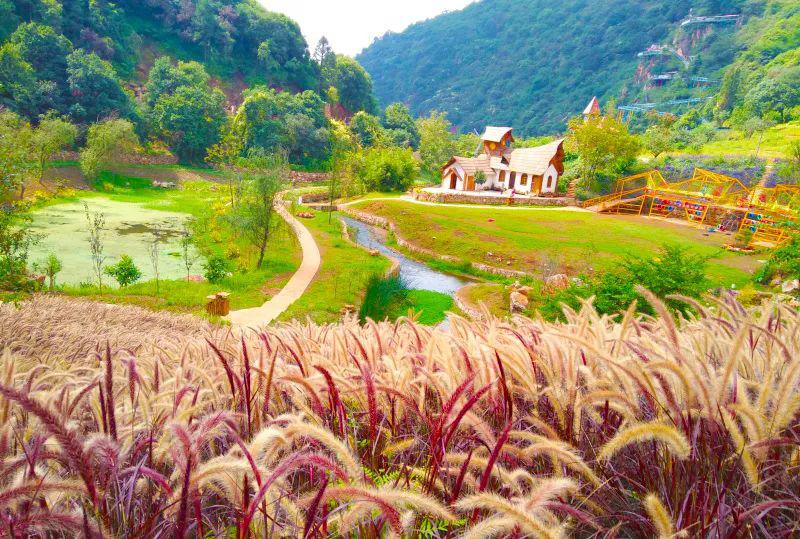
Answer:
[258,0,474,56]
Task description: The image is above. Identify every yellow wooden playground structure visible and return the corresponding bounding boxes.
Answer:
[582,168,800,249]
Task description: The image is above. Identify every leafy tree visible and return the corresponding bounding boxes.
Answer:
[744,77,800,123]
[416,111,456,174]
[382,102,420,148]
[33,253,62,291]
[358,146,418,192]
[0,110,35,200]
[203,255,230,284]
[566,113,640,194]
[642,123,674,159]
[145,57,210,107]
[349,111,385,148]
[225,153,287,268]
[66,49,134,123]
[313,36,336,86]
[742,117,776,158]
[332,56,374,113]
[104,254,142,288]
[10,23,71,87]
[152,85,226,163]
[30,114,78,186]
[0,43,40,117]
[80,118,140,180]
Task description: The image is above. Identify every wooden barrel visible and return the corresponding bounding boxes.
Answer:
[205,292,231,316]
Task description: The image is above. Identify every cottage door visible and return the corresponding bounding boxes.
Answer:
[509,172,516,189]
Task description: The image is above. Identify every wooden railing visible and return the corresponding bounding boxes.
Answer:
[581,187,648,210]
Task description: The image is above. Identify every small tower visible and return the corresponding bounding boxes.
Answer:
[480,126,514,156]
[583,96,601,119]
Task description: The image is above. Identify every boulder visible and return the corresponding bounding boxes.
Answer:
[516,286,534,297]
[782,279,800,294]
[545,274,570,293]
[188,275,206,283]
[510,291,529,313]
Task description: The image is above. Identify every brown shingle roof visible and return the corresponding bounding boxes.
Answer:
[504,139,564,175]
[481,126,514,143]
[448,154,494,176]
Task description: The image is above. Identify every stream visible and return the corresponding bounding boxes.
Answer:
[339,215,466,295]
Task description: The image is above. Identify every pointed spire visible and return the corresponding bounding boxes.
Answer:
[583,96,601,116]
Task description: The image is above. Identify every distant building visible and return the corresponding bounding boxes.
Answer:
[583,96,601,118]
[440,127,564,196]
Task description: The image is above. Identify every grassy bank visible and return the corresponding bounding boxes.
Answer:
[30,169,301,316]
[350,199,760,288]
[279,210,390,323]
[699,121,800,159]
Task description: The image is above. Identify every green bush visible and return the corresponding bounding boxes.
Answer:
[357,146,419,192]
[359,275,409,323]
[203,255,231,284]
[755,236,800,285]
[104,255,142,288]
[541,244,709,320]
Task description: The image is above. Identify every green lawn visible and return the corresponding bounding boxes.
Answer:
[34,170,300,316]
[279,210,391,323]
[387,289,455,325]
[699,121,800,159]
[350,200,761,288]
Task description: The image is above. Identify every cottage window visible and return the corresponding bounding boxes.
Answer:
[499,170,506,182]
[521,174,528,186]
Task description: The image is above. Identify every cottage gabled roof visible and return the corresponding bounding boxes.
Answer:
[496,139,564,175]
[481,126,514,143]
[583,97,601,116]
[442,154,494,176]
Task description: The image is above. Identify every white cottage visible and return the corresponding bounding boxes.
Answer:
[441,127,565,196]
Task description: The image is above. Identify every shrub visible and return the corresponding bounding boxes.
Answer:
[33,253,63,291]
[541,244,709,319]
[104,255,142,288]
[755,235,800,285]
[358,274,408,323]
[357,146,419,192]
[203,255,231,284]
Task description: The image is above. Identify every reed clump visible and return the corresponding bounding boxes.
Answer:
[0,293,799,537]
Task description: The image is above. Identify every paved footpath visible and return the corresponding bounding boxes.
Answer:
[227,203,321,328]
[333,195,591,212]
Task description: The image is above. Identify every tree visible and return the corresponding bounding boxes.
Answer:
[149,235,161,296]
[743,117,776,158]
[10,23,71,87]
[83,202,106,290]
[566,113,640,193]
[104,254,141,288]
[0,43,40,116]
[313,36,336,86]
[180,224,199,281]
[152,85,226,163]
[145,57,210,107]
[80,118,140,180]
[226,153,287,268]
[358,147,418,192]
[0,110,34,201]
[33,253,62,291]
[327,119,358,222]
[416,111,456,174]
[30,114,77,186]
[642,123,673,159]
[744,78,800,123]
[349,111,385,148]
[331,56,374,113]
[66,49,134,123]
[382,103,420,148]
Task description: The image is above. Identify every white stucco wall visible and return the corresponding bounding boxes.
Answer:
[442,165,465,191]
[541,164,559,194]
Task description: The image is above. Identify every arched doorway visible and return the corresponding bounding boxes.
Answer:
[449,172,458,190]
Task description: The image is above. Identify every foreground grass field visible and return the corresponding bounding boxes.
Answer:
[1,294,798,537]
[352,199,761,288]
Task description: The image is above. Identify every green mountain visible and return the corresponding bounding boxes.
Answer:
[0,0,321,123]
[357,0,800,135]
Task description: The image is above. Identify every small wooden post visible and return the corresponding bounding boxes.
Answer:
[205,292,231,316]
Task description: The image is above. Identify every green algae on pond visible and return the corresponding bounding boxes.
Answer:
[28,198,204,285]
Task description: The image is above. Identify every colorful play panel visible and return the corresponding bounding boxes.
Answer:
[582,168,800,248]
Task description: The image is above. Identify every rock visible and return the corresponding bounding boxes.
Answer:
[188,275,206,283]
[545,274,570,293]
[368,249,380,256]
[153,180,177,189]
[510,291,529,313]
[782,279,800,294]
[296,211,315,219]
[516,286,534,297]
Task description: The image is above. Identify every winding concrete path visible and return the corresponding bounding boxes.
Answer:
[327,195,591,212]
[227,203,320,328]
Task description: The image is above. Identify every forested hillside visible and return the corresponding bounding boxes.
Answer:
[358,0,799,135]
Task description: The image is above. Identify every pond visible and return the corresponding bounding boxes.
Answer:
[339,216,466,295]
[28,198,204,286]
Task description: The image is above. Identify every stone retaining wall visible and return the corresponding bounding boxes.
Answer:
[414,190,577,207]
[341,208,531,280]
[453,285,488,320]
[289,171,330,184]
